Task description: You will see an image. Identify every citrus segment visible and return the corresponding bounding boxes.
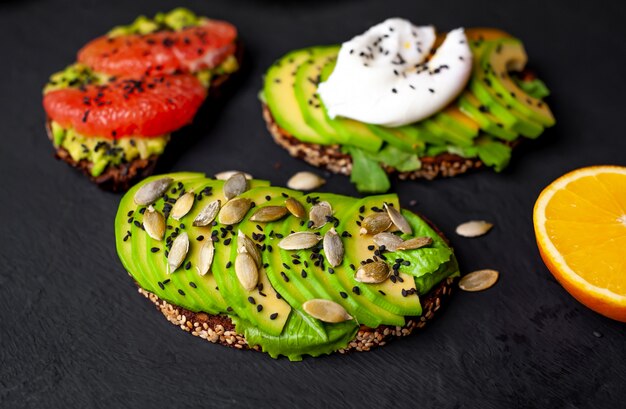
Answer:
[533,166,626,322]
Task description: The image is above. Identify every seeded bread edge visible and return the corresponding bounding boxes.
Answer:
[261,103,485,180]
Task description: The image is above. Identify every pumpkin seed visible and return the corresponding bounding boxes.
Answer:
[170,191,195,220]
[167,232,189,274]
[285,197,306,218]
[323,228,344,267]
[235,251,258,291]
[309,201,332,229]
[396,236,433,251]
[456,220,493,238]
[302,299,352,323]
[223,172,249,200]
[237,230,262,268]
[373,232,404,251]
[458,269,499,292]
[278,232,322,250]
[214,170,253,181]
[196,240,215,276]
[250,206,288,222]
[287,171,326,191]
[134,177,172,205]
[359,212,392,235]
[384,203,412,235]
[143,206,166,241]
[192,200,221,226]
[218,198,251,225]
[355,261,390,284]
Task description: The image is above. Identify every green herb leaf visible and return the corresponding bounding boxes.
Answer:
[344,146,391,193]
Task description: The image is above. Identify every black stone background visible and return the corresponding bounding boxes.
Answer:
[0,0,625,408]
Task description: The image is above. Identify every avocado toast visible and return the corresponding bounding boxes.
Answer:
[43,8,241,191]
[115,172,459,360]
[261,24,554,193]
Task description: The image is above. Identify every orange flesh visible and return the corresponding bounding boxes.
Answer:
[543,173,626,294]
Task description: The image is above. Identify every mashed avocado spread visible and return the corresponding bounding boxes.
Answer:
[50,121,168,177]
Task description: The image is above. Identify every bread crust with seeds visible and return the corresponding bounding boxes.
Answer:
[134,214,457,357]
[46,45,243,192]
[262,104,485,180]
[138,276,454,355]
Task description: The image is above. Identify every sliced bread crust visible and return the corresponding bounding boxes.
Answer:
[138,275,454,355]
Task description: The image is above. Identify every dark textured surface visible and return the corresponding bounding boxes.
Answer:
[1,0,625,408]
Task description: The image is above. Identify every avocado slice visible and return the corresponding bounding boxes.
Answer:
[116,173,226,313]
[293,46,345,144]
[315,194,406,326]
[435,105,480,141]
[264,48,333,145]
[457,91,519,141]
[469,40,545,138]
[341,196,422,316]
[211,187,293,336]
[482,40,555,127]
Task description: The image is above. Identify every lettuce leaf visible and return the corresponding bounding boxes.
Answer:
[233,309,358,361]
[368,144,421,172]
[513,77,551,99]
[414,257,460,295]
[382,210,454,278]
[344,146,391,193]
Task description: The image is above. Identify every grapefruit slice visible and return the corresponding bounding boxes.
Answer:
[533,166,626,322]
[77,20,237,77]
[43,73,206,138]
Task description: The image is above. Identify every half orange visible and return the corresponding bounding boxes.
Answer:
[533,166,626,322]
